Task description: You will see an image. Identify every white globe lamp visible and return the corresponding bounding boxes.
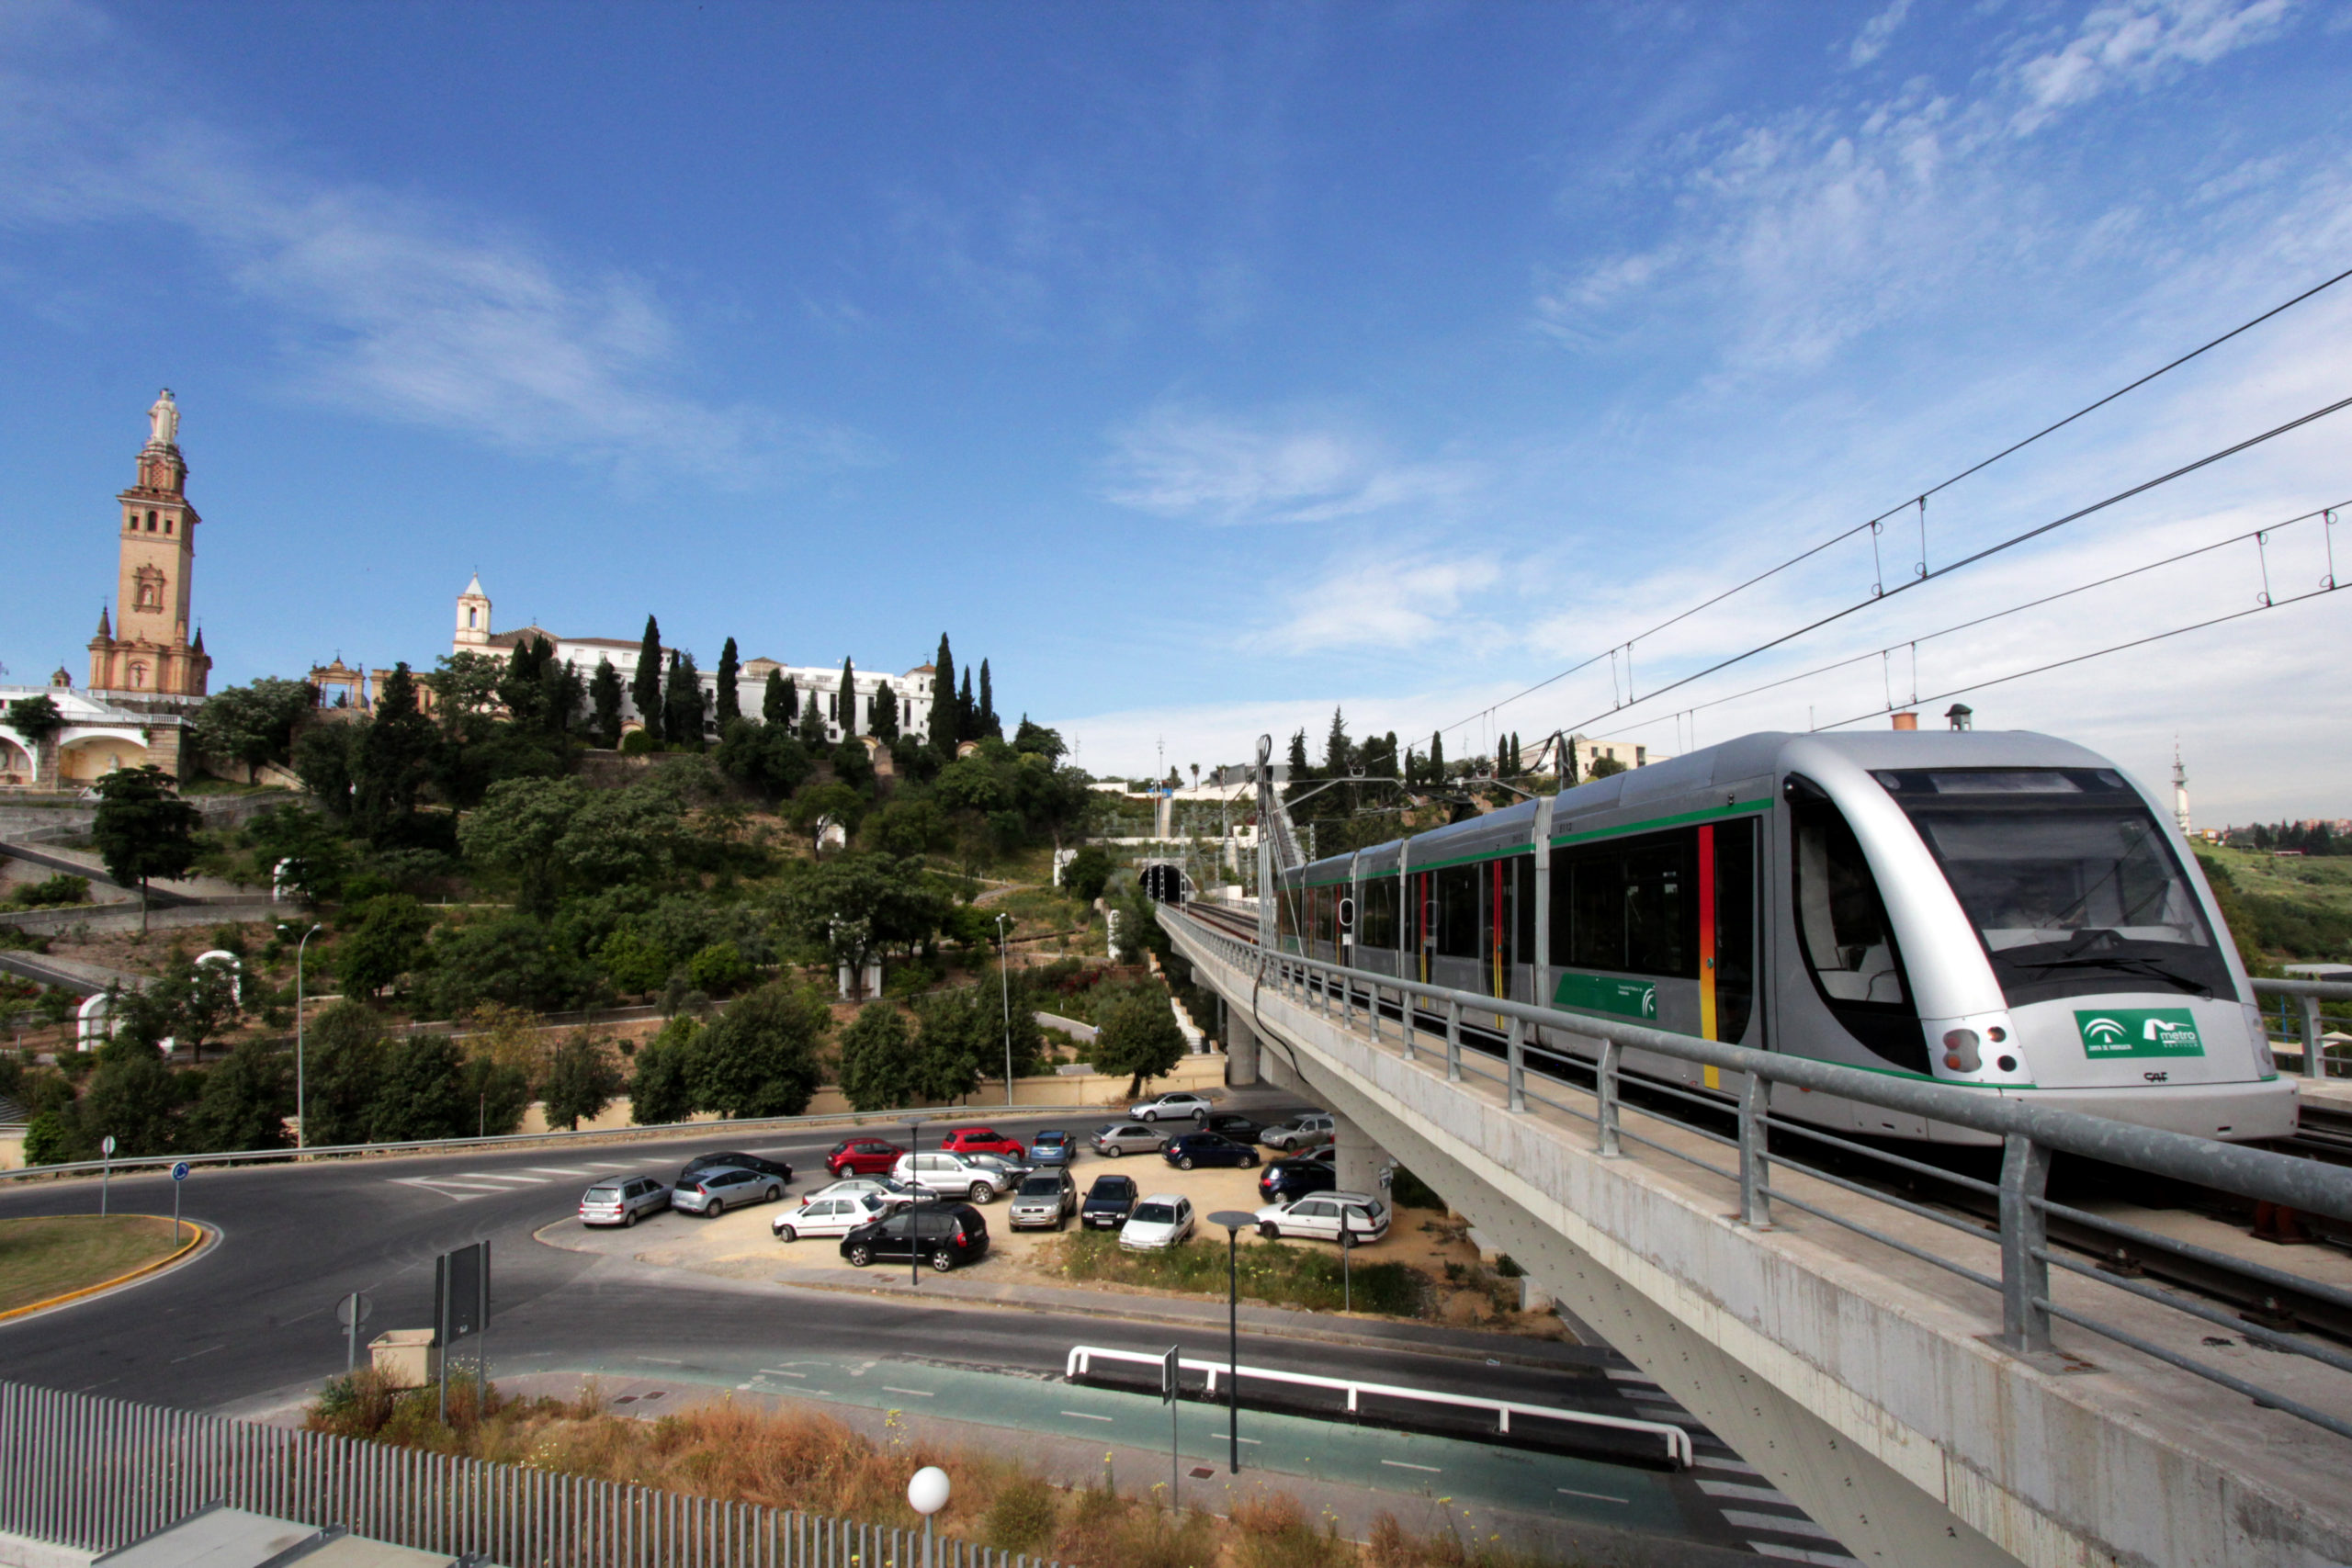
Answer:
[908,1466,951,1567]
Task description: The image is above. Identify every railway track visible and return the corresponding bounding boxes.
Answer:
[1170,903,2352,1350]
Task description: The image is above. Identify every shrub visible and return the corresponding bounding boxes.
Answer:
[618,728,655,756]
[684,941,752,994]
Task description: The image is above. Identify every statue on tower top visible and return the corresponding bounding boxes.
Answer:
[147,389,179,448]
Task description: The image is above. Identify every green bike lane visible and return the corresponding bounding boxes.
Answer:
[524,1347,1731,1549]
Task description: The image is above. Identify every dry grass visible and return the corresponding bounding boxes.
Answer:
[306,1372,1581,1567]
[0,1215,187,1314]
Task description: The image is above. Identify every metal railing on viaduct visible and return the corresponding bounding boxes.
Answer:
[0,1379,1052,1568]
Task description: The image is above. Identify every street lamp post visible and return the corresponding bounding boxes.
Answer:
[293,923,322,1151]
[1208,1210,1255,1474]
[904,1114,929,1289]
[994,912,1013,1107]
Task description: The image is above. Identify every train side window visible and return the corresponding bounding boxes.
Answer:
[1435,864,1481,959]
[1361,874,1398,949]
[1787,776,1924,1071]
[1712,818,1756,1043]
[1553,829,1696,978]
[1513,855,1536,966]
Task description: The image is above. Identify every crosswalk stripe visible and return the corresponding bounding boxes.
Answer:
[1696,1480,1793,1504]
[527,1167,594,1177]
[587,1162,633,1170]
[459,1172,548,1184]
[1724,1511,1838,1541]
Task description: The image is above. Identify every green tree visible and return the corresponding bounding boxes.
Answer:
[459,776,685,913]
[1012,717,1065,761]
[337,894,435,999]
[542,1030,623,1130]
[956,668,977,742]
[461,1051,533,1138]
[184,1038,292,1152]
[300,1000,389,1147]
[1588,752,1627,779]
[763,667,790,727]
[82,1036,191,1156]
[291,721,362,818]
[775,853,946,991]
[1062,845,1113,903]
[542,651,584,735]
[1323,707,1351,774]
[590,658,625,748]
[5,694,63,749]
[21,1112,73,1167]
[91,766,198,934]
[628,1015,699,1125]
[369,1032,469,1142]
[798,689,828,746]
[908,987,989,1104]
[126,959,242,1062]
[977,660,1000,740]
[686,941,752,993]
[836,1000,916,1111]
[1092,981,1187,1099]
[715,637,741,727]
[837,656,857,739]
[870,682,899,741]
[930,635,956,757]
[190,678,320,778]
[688,981,828,1118]
[354,664,438,842]
[865,797,944,857]
[596,925,674,994]
[663,650,705,750]
[1430,729,1445,780]
[632,615,665,744]
[497,637,551,729]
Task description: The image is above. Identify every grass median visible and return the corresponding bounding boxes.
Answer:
[0,1214,190,1315]
[1042,1228,1430,1317]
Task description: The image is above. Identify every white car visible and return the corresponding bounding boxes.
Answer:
[1130,1090,1212,1122]
[1119,1193,1196,1251]
[808,1176,920,1209]
[1253,1190,1390,1245]
[893,1151,1014,1202]
[774,1190,894,1242]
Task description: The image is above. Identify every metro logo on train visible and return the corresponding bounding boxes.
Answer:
[2075,1009,2205,1059]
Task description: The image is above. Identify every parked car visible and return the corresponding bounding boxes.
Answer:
[841,1203,991,1271]
[1029,1130,1078,1167]
[1091,1122,1166,1158]
[1163,1132,1259,1171]
[940,1126,1026,1160]
[678,1150,796,1187]
[825,1137,907,1179]
[1007,1170,1079,1230]
[893,1150,1015,1202]
[578,1176,670,1228]
[1259,1157,1338,1206]
[1253,1190,1390,1245]
[1119,1194,1196,1251]
[807,1176,920,1210]
[1080,1173,1139,1230]
[774,1190,895,1242]
[1129,1090,1213,1122]
[963,1151,1034,1185]
[673,1166,786,1216]
[1260,1112,1335,1152]
[1200,1112,1264,1144]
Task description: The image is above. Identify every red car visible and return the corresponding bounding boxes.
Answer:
[940,1127,1026,1160]
[827,1137,907,1178]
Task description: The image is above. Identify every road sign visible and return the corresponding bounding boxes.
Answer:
[336,1292,373,1329]
[171,1161,190,1182]
[100,1135,116,1156]
[1160,1345,1180,1403]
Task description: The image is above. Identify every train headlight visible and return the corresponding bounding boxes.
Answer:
[2243,1001,2278,1079]
[1941,1028,1982,1073]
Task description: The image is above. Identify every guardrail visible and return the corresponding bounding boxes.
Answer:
[1164,907,2352,1448]
[1063,1345,1692,1466]
[0,1378,1049,1568]
[2250,976,2352,1079]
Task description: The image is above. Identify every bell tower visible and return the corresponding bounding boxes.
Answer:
[89,389,210,699]
[455,573,493,653]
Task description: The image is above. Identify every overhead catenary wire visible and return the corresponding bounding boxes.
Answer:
[1440,261,2352,742]
[1547,389,2352,739]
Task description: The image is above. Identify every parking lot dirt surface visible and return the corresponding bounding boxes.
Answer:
[545,1153,1567,1336]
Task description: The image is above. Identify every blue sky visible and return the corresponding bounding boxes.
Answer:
[5,0,2350,816]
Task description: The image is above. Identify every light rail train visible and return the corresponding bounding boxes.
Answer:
[1271,730,2295,1145]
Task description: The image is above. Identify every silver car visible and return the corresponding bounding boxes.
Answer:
[1007,1170,1078,1231]
[1261,1112,1335,1152]
[1129,1090,1212,1122]
[892,1151,1015,1202]
[671,1166,786,1216]
[578,1175,670,1228]
[1091,1122,1166,1158]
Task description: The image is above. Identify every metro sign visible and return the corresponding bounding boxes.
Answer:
[2075,1008,2204,1059]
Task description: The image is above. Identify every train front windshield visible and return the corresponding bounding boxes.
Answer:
[1873,768,2235,1007]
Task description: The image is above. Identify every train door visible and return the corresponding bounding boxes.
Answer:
[1695,817,1760,1096]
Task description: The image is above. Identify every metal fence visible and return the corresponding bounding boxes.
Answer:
[0,1379,1052,1568]
[2256,976,2352,1079]
[1164,908,2352,1448]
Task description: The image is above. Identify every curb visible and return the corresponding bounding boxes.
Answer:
[0,1214,217,1323]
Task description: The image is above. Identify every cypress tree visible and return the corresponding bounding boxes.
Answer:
[931,636,956,755]
[591,659,624,747]
[978,660,1000,739]
[1430,730,1445,781]
[1403,746,1419,788]
[799,689,827,746]
[715,637,741,726]
[838,656,857,739]
[664,650,706,750]
[763,667,790,727]
[631,616,664,743]
[1323,708,1351,773]
[872,682,899,740]
[957,669,976,742]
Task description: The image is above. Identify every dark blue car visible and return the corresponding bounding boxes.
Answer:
[1030,1129,1076,1168]
[1163,1132,1260,1171]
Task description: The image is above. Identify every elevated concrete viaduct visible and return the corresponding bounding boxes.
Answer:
[1169,907,2352,1568]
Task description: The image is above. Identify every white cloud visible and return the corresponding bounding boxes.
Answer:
[0,1,875,489]
[1256,554,1503,653]
[2007,0,2297,135]
[1101,401,1479,525]
[1846,0,1915,68]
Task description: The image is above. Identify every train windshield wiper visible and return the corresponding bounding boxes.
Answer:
[2006,951,2212,997]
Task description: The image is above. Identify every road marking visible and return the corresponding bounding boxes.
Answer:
[1556,1488,1628,1505]
[1695,1456,1762,1475]
[881,1386,934,1398]
[459,1171,548,1184]
[639,1357,684,1365]
[1060,1411,1114,1423]
[762,1370,807,1379]
[527,1167,594,1177]
[387,1177,503,1198]
[1698,1480,1794,1504]
[1724,1512,1838,1541]
[169,1344,225,1363]
[1380,1460,1441,1473]
[1747,1546,1860,1567]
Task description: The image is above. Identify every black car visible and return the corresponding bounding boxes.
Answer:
[1163,1132,1259,1171]
[1080,1173,1139,1230]
[678,1150,795,1187]
[1200,1112,1264,1144]
[1258,1157,1337,1205]
[840,1202,990,1272]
